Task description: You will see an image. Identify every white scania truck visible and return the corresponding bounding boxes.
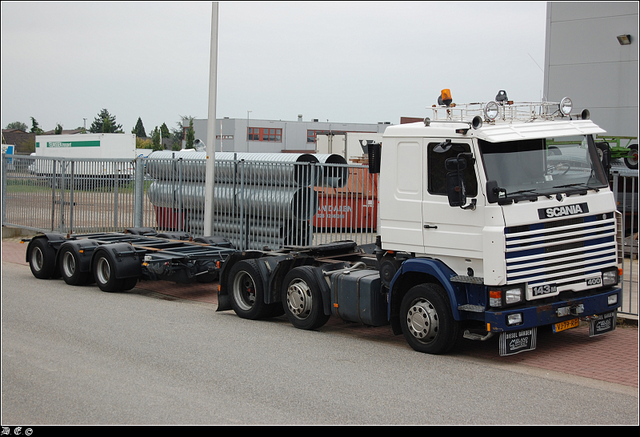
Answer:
[216,90,622,356]
[24,91,623,356]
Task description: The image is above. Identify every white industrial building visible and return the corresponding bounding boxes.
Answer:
[183,116,391,155]
[544,2,638,138]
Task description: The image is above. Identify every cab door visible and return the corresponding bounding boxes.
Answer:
[421,140,485,274]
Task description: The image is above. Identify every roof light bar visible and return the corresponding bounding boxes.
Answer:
[559,97,573,116]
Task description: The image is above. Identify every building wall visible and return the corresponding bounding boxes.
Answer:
[185,117,390,153]
[544,2,638,137]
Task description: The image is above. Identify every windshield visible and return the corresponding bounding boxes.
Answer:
[479,135,608,201]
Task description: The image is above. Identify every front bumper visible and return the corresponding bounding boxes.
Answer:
[484,287,622,332]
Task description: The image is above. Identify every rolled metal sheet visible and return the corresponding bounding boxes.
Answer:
[315,154,349,188]
[147,181,319,221]
[145,151,346,187]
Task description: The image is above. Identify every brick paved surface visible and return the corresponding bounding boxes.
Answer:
[4,239,637,389]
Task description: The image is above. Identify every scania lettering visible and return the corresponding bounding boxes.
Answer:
[540,203,588,219]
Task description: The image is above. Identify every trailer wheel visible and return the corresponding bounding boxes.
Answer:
[92,251,124,292]
[399,283,460,355]
[228,259,272,320]
[282,266,330,330]
[59,245,91,286]
[28,238,57,279]
[624,144,638,170]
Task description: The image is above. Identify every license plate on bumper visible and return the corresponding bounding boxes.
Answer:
[553,318,579,333]
[499,328,537,356]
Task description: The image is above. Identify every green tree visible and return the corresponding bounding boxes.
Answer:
[30,117,44,134]
[160,123,170,142]
[150,126,163,151]
[171,121,184,150]
[54,123,63,134]
[5,121,28,131]
[185,117,195,149]
[132,117,147,138]
[89,109,123,133]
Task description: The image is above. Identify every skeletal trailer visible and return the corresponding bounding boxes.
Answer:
[24,228,235,292]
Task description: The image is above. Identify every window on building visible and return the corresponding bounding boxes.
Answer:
[247,127,282,142]
[307,130,348,143]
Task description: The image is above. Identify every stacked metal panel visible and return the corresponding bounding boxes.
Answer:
[145,150,348,250]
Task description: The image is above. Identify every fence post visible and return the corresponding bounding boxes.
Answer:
[134,157,144,228]
[1,154,7,226]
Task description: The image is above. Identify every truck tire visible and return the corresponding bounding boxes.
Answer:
[59,245,92,286]
[228,259,273,320]
[28,237,58,279]
[282,266,330,330]
[399,283,460,355]
[624,144,638,170]
[92,250,124,292]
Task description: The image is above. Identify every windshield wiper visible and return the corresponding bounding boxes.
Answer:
[552,182,596,196]
[553,183,587,189]
[505,189,540,202]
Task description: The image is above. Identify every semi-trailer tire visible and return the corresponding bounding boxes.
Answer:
[228,259,274,320]
[59,245,92,286]
[91,246,139,292]
[399,283,460,354]
[93,252,121,292]
[282,266,330,330]
[28,237,58,279]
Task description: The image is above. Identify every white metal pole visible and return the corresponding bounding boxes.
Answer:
[204,2,219,236]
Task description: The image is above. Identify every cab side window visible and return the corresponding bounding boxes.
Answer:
[427,142,478,196]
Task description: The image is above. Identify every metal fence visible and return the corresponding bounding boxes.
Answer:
[1,152,378,250]
[2,152,636,316]
[612,169,639,318]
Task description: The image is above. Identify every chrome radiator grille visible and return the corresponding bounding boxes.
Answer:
[504,213,617,291]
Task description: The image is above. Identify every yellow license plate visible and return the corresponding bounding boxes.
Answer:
[553,318,579,333]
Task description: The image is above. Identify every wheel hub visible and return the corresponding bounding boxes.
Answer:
[62,251,76,277]
[233,272,257,310]
[286,280,312,319]
[406,300,439,342]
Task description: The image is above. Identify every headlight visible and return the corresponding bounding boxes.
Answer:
[602,268,619,286]
[507,313,523,326]
[505,288,523,305]
[489,285,525,308]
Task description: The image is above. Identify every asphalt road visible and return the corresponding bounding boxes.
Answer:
[1,261,638,425]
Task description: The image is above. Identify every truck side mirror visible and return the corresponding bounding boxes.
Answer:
[486,180,500,203]
[445,156,467,207]
[366,141,382,174]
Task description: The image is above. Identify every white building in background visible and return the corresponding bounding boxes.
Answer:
[544,2,638,138]
[182,116,391,155]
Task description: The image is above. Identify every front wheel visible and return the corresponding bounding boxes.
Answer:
[282,266,330,330]
[399,283,460,355]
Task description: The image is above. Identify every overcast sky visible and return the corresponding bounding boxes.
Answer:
[1,1,547,134]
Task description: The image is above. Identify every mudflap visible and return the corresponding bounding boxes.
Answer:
[498,327,537,356]
[587,310,617,337]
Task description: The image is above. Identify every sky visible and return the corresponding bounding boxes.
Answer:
[1,1,548,134]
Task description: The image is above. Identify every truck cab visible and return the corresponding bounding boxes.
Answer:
[377,91,622,355]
